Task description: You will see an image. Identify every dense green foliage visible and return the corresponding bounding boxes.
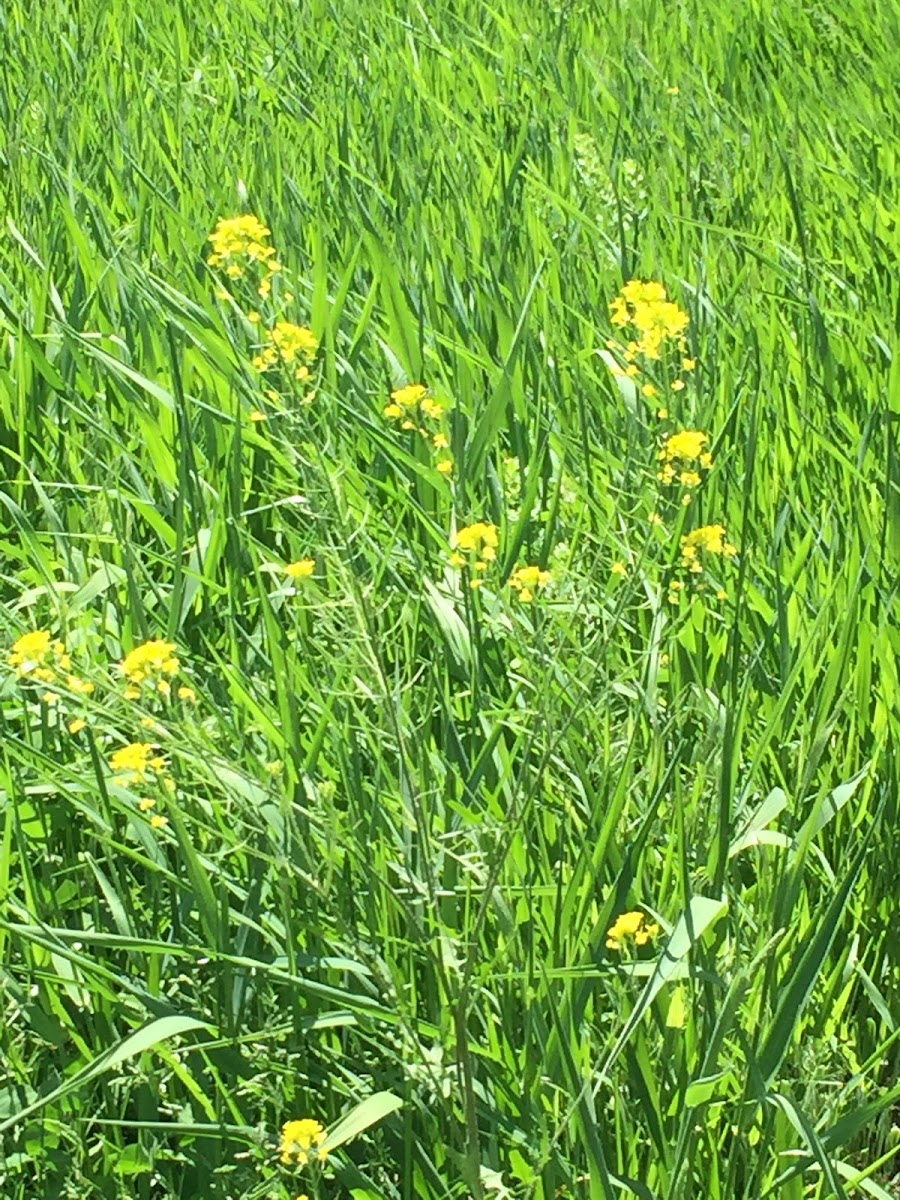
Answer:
[1,1,899,1197]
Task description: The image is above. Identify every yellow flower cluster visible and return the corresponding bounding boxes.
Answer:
[383,383,453,476]
[680,524,737,572]
[252,321,319,379]
[284,559,315,580]
[108,742,173,828]
[9,630,70,680]
[509,564,551,602]
[609,280,689,360]
[279,1118,328,1166]
[606,280,694,409]
[605,910,660,952]
[108,741,167,785]
[658,429,713,490]
[606,282,736,602]
[120,639,181,700]
[208,214,282,295]
[450,522,498,586]
[7,630,96,704]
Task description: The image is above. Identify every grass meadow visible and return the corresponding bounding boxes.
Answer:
[1,1,899,1197]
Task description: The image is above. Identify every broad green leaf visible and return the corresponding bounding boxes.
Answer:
[0,1015,209,1133]
[321,1092,403,1152]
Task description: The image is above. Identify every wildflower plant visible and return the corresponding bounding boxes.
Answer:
[604,280,694,406]
[573,137,647,238]
[680,523,737,573]
[606,910,660,953]
[668,523,737,603]
[508,564,551,602]
[279,1118,328,1167]
[209,215,318,414]
[657,429,713,495]
[284,558,316,580]
[449,521,499,587]
[384,383,454,475]
[120,640,181,699]
[609,280,689,360]
[253,320,319,381]
[8,629,70,683]
[108,741,167,786]
[208,214,282,296]
[7,629,96,713]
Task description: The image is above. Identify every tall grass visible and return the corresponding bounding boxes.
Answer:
[0,1,898,1198]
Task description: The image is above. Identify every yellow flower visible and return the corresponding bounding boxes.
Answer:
[609,281,689,360]
[606,910,660,952]
[120,641,180,690]
[641,383,658,397]
[656,407,669,420]
[671,378,686,392]
[249,409,268,422]
[279,1118,327,1166]
[611,561,627,577]
[680,524,738,570]
[68,718,87,735]
[8,630,69,678]
[661,430,708,461]
[266,321,318,366]
[436,459,454,476]
[509,565,552,600]
[682,357,696,370]
[177,686,197,704]
[420,397,444,420]
[658,431,712,491]
[666,85,680,95]
[452,523,499,570]
[284,559,315,579]
[65,674,95,695]
[139,797,156,812]
[247,311,261,323]
[150,814,168,829]
[109,742,167,785]
[433,432,449,450]
[390,383,427,409]
[383,402,402,419]
[208,215,277,281]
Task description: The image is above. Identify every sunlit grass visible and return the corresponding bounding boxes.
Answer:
[0,1,898,1198]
